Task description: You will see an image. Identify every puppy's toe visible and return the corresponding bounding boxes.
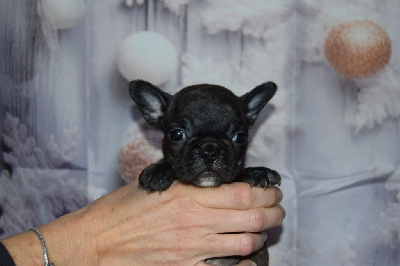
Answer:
[267,169,281,186]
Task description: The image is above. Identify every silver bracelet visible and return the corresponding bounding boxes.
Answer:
[29,228,55,266]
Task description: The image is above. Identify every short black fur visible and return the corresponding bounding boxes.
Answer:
[129,80,281,265]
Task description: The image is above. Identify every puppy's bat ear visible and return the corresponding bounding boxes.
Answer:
[129,80,171,129]
[240,82,277,126]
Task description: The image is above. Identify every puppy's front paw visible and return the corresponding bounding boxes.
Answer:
[139,160,176,192]
[241,167,281,188]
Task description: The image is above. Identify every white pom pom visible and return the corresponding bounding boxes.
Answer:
[117,31,178,86]
[41,0,86,29]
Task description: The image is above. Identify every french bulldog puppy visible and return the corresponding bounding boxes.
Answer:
[129,80,281,265]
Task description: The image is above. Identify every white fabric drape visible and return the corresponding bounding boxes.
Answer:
[1,0,399,265]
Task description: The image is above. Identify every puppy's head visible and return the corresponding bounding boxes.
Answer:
[129,80,277,187]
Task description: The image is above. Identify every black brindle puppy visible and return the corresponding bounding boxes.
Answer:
[129,80,281,265]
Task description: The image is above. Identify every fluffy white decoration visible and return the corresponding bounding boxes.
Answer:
[352,67,400,132]
[201,0,294,39]
[198,0,400,132]
[117,31,178,86]
[40,0,86,29]
[0,113,87,237]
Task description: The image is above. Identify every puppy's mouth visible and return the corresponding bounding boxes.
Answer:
[192,171,221,187]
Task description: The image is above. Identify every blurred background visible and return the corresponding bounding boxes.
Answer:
[0,0,399,265]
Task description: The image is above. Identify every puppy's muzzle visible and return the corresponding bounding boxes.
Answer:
[200,141,219,160]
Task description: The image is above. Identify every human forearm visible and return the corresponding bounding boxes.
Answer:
[2,208,97,265]
[2,182,284,265]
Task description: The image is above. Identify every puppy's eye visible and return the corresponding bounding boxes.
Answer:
[168,129,186,142]
[232,133,248,144]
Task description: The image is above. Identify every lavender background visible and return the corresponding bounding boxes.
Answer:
[1,0,399,265]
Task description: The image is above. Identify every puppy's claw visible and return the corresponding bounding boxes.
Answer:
[268,169,281,186]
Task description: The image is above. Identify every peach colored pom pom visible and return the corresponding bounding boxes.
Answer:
[118,136,162,183]
[325,20,391,79]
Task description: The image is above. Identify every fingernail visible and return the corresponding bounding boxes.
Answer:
[276,188,283,203]
[262,231,268,242]
[251,262,257,266]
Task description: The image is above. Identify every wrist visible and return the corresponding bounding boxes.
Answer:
[37,208,98,265]
[2,230,44,266]
[29,228,54,266]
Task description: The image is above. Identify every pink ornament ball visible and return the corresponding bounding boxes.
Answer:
[119,136,162,183]
[325,20,391,79]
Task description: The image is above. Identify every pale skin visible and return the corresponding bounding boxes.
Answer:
[2,181,285,266]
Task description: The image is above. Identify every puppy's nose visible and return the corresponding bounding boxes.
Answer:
[200,142,218,155]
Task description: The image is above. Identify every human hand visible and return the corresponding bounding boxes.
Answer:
[4,181,284,265]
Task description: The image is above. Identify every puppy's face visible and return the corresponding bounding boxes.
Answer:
[129,81,277,187]
[161,86,249,186]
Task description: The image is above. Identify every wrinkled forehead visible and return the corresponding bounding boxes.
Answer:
[165,89,246,132]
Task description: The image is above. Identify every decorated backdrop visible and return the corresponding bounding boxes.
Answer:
[0,0,399,265]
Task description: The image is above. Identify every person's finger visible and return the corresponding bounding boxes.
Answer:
[200,232,267,259]
[205,204,285,233]
[187,182,283,210]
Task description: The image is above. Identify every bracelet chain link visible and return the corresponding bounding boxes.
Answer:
[29,228,55,266]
